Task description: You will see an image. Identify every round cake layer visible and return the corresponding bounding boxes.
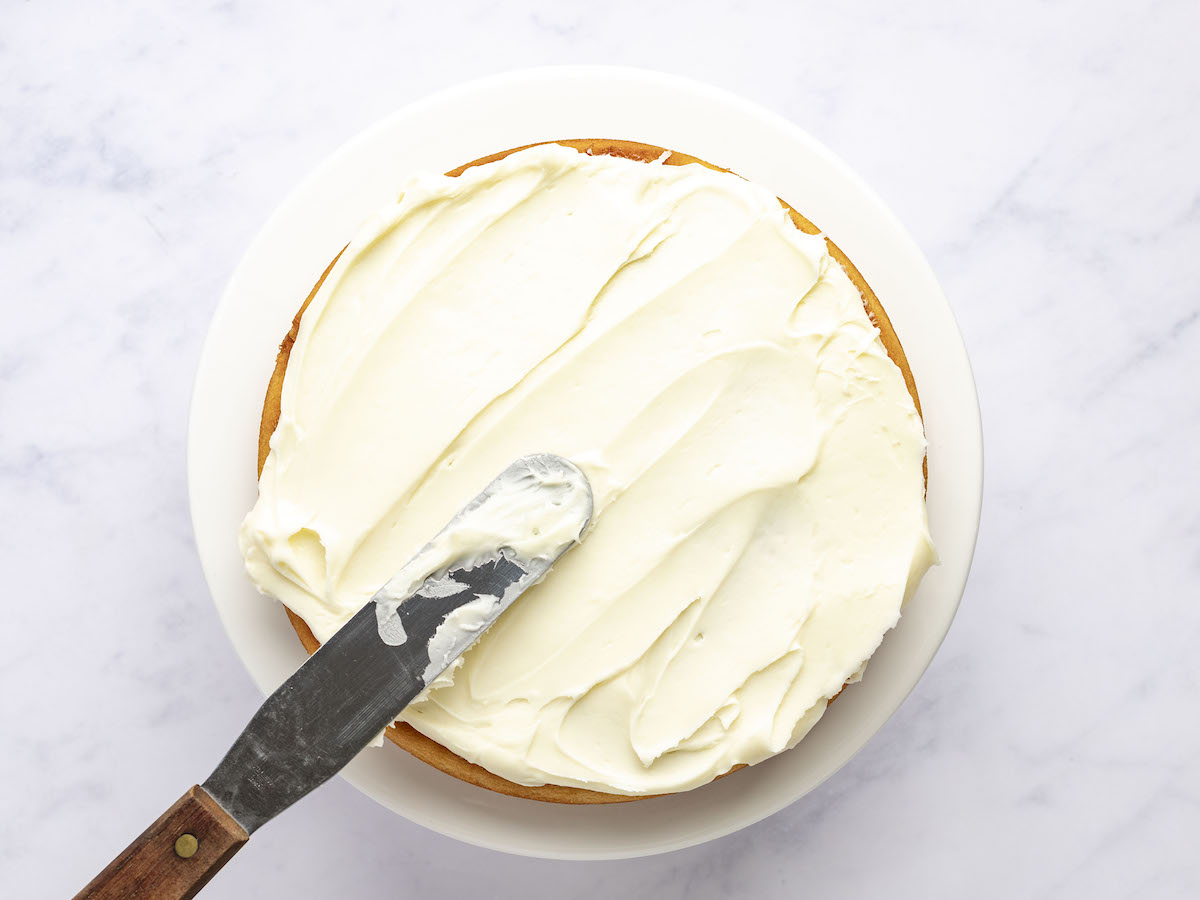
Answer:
[242,139,933,801]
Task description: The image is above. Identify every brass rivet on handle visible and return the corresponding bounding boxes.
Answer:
[174,833,199,859]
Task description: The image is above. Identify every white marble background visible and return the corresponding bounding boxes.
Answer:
[2,0,1197,896]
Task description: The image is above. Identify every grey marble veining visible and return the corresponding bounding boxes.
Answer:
[2,1,1198,897]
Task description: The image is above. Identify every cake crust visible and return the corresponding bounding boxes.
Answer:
[256,138,923,804]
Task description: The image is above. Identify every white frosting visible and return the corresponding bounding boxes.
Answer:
[239,143,935,795]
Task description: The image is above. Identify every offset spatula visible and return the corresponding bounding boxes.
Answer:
[75,454,592,900]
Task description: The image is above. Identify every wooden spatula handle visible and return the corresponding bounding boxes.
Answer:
[74,785,248,900]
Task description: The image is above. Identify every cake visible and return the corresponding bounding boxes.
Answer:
[240,139,935,803]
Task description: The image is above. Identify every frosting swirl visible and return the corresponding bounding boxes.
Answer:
[240,144,934,795]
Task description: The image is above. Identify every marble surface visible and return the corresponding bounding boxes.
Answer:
[2,0,1197,896]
